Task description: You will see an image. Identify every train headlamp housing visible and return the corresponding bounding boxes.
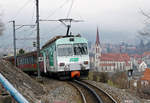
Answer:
[59,63,65,66]
[84,61,88,65]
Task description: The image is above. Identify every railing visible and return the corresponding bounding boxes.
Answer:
[0,73,29,103]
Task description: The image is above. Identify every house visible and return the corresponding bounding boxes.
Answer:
[98,53,132,72]
[138,61,147,72]
[130,54,142,69]
[141,68,150,86]
[142,52,150,67]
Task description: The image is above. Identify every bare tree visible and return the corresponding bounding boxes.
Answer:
[139,10,150,37]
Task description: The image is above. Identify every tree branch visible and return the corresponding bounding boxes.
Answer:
[140,9,150,19]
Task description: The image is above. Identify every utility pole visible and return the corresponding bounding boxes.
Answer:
[12,21,17,66]
[36,0,41,78]
[9,21,17,66]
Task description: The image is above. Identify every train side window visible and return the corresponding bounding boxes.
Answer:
[22,58,23,64]
[27,57,29,64]
[29,57,31,64]
[27,58,28,64]
[25,58,26,64]
[28,57,29,64]
[26,58,27,64]
[22,58,24,64]
[31,56,33,64]
[24,58,26,64]
[21,58,23,64]
[30,57,32,64]
[31,57,33,64]
[33,56,36,64]
[20,59,22,65]
[28,57,30,64]
[32,57,34,64]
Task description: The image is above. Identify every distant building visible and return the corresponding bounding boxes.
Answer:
[130,54,143,70]
[142,52,150,67]
[98,53,132,72]
[138,61,147,72]
[94,27,102,70]
[141,68,150,86]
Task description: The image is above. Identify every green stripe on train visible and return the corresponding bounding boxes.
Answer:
[70,58,79,62]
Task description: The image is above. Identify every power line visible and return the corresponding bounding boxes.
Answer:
[70,0,84,20]
[12,0,34,20]
[46,0,69,19]
[67,0,74,18]
[30,2,36,24]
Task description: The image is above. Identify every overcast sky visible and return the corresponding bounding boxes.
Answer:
[0,0,150,50]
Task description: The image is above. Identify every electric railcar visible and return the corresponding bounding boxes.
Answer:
[5,35,90,79]
[41,35,90,79]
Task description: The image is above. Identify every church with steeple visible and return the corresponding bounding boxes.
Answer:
[94,27,102,69]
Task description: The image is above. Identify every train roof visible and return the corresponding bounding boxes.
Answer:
[42,35,64,49]
[3,51,37,60]
[42,35,82,49]
[17,51,37,58]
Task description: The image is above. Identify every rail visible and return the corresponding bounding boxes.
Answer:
[69,82,87,103]
[74,80,103,103]
[82,80,118,103]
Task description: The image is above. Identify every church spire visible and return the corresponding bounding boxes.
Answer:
[94,27,102,71]
[95,27,100,45]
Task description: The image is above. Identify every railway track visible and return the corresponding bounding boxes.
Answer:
[69,80,118,103]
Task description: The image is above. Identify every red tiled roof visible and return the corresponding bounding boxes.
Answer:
[101,53,130,61]
[100,53,130,66]
[130,54,142,59]
[143,52,150,57]
[141,68,150,81]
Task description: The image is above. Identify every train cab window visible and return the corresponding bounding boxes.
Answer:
[73,43,88,55]
[57,44,73,56]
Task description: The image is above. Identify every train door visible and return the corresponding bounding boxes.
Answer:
[49,51,54,67]
[46,50,50,71]
[43,53,47,73]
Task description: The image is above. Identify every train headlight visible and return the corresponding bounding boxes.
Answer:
[59,63,65,66]
[84,61,88,65]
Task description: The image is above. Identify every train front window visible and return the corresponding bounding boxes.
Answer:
[57,44,73,56]
[73,43,88,55]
